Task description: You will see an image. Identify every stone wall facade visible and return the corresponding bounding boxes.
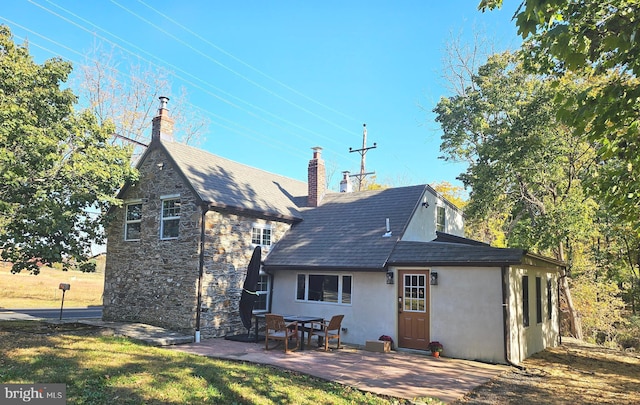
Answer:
[198,210,291,338]
[103,145,293,336]
[103,146,201,331]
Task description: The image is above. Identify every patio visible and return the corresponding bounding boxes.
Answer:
[170,337,509,403]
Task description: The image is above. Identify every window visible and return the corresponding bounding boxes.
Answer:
[296,274,352,304]
[251,225,272,248]
[436,206,446,232]
[522,275,530,327]
[161,198,180,239]
[253,274,270,312]
[124,202,142,241]
[547,278,553,320]
[404,274,427,312]
[536,277,542,324]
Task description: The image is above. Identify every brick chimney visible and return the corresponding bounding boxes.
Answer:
[308,146,326,207]
[151,96,174,142]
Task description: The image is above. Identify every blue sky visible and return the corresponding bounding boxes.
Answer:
[2,0,521,191]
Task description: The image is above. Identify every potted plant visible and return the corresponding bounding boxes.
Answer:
[428,341,443,358]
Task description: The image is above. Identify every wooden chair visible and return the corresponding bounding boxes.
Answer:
[307,315,344,351]
[265,314,299,352]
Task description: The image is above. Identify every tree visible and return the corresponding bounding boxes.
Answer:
[0,25,137,274]
[431,181,467,209]
[479,0,640,234]
[76,43,209,158]
[434,51,598,338]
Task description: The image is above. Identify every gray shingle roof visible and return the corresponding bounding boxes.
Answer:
[388,241,525,266]
[264,185,427,270]
[161,141,308,221]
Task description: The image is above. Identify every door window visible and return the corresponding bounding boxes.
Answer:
[403,274,426,312]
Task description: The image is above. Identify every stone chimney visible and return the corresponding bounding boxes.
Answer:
[340,171,353,192]
[307,146,326,207]
[151,96,174,142]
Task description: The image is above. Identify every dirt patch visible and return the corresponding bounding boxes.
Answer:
[453,337,640,404]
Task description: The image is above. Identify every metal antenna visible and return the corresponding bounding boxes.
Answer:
[349,124,377,191]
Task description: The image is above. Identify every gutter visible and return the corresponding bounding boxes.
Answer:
[195,203,208,343]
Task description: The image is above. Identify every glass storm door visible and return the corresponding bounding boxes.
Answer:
[397,270,430,350]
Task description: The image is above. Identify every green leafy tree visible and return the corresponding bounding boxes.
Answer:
[479,0,640,234]
[434,51,598,338]
[0,25,137,274]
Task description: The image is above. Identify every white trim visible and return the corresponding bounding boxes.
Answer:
[295,273,353,306]
[160,197,181,240]
[160,193,180,199]
[124,201,143,241]
[251,223,272,249]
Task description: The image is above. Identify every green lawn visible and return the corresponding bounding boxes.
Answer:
[0,321,413,404]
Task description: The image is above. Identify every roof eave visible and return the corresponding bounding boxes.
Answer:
[387,260,522,267]
[263,264,386,273]
[207,204,303,223]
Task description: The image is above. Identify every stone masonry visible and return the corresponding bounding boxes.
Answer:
[103,145,293,337]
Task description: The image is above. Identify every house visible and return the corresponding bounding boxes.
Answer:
[103,99,561,364]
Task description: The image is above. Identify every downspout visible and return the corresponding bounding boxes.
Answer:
[501,265,525,369]
[195,203,208,343]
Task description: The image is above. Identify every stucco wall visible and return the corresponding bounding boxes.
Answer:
[402,191,464,241]
[427,266,506,363]
[270,270,397,346]
[507,264,560,364]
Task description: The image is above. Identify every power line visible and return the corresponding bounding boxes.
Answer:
[18,2,351,154]
[109,0,358,137]
[135,0,360,125]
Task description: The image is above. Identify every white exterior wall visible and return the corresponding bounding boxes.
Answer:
[507,265,560,364]
[402,191,464,242]
[425,266,506,364]
[271,270,397,346]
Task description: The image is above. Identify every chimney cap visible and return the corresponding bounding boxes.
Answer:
[159,96,170,110]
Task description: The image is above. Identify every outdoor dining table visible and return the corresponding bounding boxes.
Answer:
[254,314,324,351]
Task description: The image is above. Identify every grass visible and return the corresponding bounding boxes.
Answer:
[0,320,409,404]
[0,261,105,308]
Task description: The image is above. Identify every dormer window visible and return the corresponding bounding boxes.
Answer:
[436,206,446,232]
[251,224,272,249]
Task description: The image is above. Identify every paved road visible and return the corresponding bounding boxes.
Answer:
[0,306,102,320]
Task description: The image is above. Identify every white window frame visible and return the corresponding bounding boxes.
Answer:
[160,195,181,240]
[436,206,446,232]
[295,273,352,305]
[124,200,142,241]
[253,272,271,313]
[251,223,272,250]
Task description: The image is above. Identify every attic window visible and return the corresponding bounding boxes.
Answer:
[161,198,180,240]
[436,206,446,232]
[251,224,271,248]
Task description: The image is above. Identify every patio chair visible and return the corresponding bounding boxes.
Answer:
[307,314,344,351]
[265,314,299,352]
